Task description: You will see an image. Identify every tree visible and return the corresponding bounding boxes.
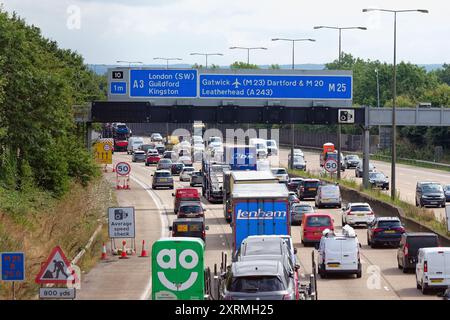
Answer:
[269,64,280,69]
[433,63,450,85]
[230,61,259,69]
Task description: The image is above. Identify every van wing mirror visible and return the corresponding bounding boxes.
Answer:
[172,193,175,196]
[168,226,172,231]
[205,226,209,230]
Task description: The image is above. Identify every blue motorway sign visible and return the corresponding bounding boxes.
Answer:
[199,74,352,100]
[1,252,25,281]
[129,69,197,98]
[110,82,127,95]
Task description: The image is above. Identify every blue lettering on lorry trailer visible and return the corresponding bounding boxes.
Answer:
[226,146,257,171]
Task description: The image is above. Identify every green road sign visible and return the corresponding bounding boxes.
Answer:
[151,237,205,300]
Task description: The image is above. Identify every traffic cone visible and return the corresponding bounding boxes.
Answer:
[101,243,108,260]
[139,240,149,257]
[125,178,130,190]
[119,240,129,259]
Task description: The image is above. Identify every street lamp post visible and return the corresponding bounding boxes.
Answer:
[313,26,366,180]
[116,60,144,67]
[190,53,223,69]
[271,38,315,169]
[363,8,428,200]
[229,46,267,65]
[153,57,182,69]
[375,68,380,108]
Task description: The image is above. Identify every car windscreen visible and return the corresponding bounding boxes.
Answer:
[294,205,313,213]
[422,184,443,193]
[179,205,202,214]
[245,242,281,256]
[321,186,339,196]
[407,236,439,254]
[228,276,284,292]
[350,205,371,212]
[347,155,358,160]
[377,220,401,228]
[134,153,146,159]
[183,168,195,172]
[155,172,171,178]
[370,173,385,179]
[444,185,450,191]
[306,216,331,227]
[304,181,319,188]
[172,164,183,169]
[272,169,286,175]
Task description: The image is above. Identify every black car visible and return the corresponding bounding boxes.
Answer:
[297,179,320,200]
[415,182,446,208]
[397,232,439,273]
[443,184,450,202]
[287,178,304,192]
[368,172,389,190]
[367,217,404,248]
[171,163,185,175]
[169,218,208,242]
[163,151,175,159]
[344,154,361,169]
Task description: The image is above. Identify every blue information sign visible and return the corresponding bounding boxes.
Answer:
[129,69,197,98]
[1,252,25,281]
[199,74,352,100]
[110,82,127,95]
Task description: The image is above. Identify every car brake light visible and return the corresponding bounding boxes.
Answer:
[394,227,405,233]
[282,294,292,300]
[373,228,383,233]
[347,211,353,215]
[368,211,374,215]
[424,261,428,273]
[404,243,409,256]
[202,230,206,238]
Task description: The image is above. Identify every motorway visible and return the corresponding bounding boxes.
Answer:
[78,141,442,300]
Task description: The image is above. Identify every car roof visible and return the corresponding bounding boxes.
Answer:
[302,179,320,182]
[155,170,171,173]
[419,247,450,253]
[404,232,438,237]
[179,201,201,206]
[376,217,400,221]
[173,218,204,224]
[349,202,370,206]
[304,212,332,218]
[232,260,283,277]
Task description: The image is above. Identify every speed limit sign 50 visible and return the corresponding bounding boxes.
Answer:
[324,159,338,173]
[116,162,131,176]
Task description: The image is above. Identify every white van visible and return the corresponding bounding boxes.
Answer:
[249,138,268,158]
[127,137,144,154]
[317,225,362,278]
[416,247,450,294]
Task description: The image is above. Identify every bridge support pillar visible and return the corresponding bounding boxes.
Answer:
[362,126,370,189]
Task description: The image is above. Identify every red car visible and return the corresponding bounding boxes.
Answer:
[145,150,161,166]
[301,213,334,246]
[172,188,200,214]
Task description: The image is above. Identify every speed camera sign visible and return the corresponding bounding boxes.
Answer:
[115,162,131,176]
[324,159,338,173]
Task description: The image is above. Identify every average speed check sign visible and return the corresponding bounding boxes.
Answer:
[116,162,131,176]
[324,159,338,173]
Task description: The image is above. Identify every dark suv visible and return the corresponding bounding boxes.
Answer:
[169,218,208,242]
[397,232,439,273]
[297,179,320,200]
[415,182,446,208]
[367,217,405,248]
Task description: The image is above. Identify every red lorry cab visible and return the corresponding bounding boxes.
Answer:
[172,188,200,214]
[301,213,334,244]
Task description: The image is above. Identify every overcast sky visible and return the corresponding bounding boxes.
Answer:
[1,0,449,66]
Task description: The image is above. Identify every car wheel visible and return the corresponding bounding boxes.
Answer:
[370,242,375,249]
[402,264,408,273]
[421,281,428,294]
[416,276,422,289]
[367,236,371,246]
[441,203,446,208]
[356,264,362,278]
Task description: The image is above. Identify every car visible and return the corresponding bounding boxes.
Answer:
[171,162,185,175]
[139,144,155,153]
[344,154,361,169]
[293,148,304,157]
[438,287,450,300]
[169,218,208,242]
[369,172,390,190]
[341,202,375,227]
[145,149,161,165]
[155,143,166,155]
[180,166,195,181]
[270,168,289,184]
[219,260,297,300]
[287,178,304,192]
[297,179,320,200]
[355,162,376,178]
[179,155,192,166]
[288,192,300,207]
[190,171,203,187]
[131,150,146,162]
[249,138,268,158]
[151,170,174,189]
[416,247,450,294]
[397,232,440,273]
[315,184,341,208]
[172,188,201,214]
[127,136,144,154]
[150,133,163,142]
[316,225,362,279]
[157,158,173,170]
[367,217,405,248]
[266,139,278,156]
[415,182,446,208]
[207,136,222,146]
[293,155,306,170]
[177,201,205,219]
[301,213,334,245]
[290,203,314,225]
[163,150,175,160]
[444,184,450,202]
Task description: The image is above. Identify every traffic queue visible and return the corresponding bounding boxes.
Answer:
[119,129,450,300]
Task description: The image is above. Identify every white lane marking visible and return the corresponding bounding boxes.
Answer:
[384,286,390,291]
[130,175,169,301]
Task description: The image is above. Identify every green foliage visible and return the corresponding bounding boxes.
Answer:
[230,61,259,69]
[433,63,450,85]
[269,64,280,69]
[0,9,102,197]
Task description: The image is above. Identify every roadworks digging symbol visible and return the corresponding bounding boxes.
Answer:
[152,238,205,300]
[35,246,79,285]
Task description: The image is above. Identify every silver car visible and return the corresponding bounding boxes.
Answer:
[151,170,174,189]
[190,171,203,187]
[157,158,172,170]
[291,203,314,225]
[315,184,342,208]
[180,166,195,181]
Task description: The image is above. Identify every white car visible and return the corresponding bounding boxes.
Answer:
[341,202,375,227]
[416,247,450,294]
[271,167,289,183]
[180,166,195,181]
[317,225,362,278]
[266,139,278,156]
[179,155,192,166]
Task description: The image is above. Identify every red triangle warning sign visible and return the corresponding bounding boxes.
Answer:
[35,246,79,284]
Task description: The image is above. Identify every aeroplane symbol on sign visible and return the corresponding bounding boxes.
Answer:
[232,78,241,89]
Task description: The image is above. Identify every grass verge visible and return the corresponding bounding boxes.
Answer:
[289,168,450,238]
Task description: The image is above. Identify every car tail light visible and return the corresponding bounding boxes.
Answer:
[373,228,383,233]
[404,243,409,256]
[394,227,405,233]
[424,261,428,273]
[227,209,232,213]
[300,187,305,192]
[282,294,292,300]
[347,211,353,215]
[202,230,206,239]
[368,211,374,215]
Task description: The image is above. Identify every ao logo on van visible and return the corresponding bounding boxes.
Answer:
[237,209,287,219]
[157,249,199,291]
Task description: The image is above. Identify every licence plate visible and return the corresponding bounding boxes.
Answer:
[431,279,443,283]
[159,178,167,182]
[430,202,437,204]
[309,188,317,191]
[385,230,396,234]
[328,263,340,268]
[357,214,365,217]
[177,225,188,232]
